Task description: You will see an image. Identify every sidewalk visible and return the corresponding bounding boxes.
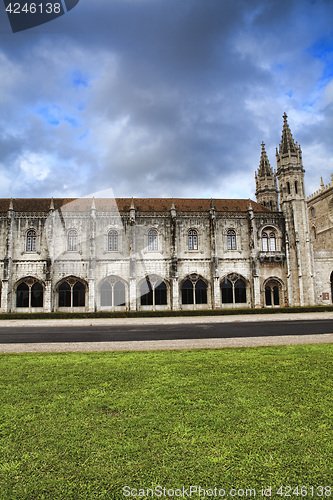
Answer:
[0,312,332,353]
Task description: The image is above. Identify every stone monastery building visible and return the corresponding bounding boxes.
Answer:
[1,113,332,313]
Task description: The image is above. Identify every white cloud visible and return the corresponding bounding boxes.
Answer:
[16,152,52,181]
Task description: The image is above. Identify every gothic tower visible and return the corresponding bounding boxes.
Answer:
[255,141,279,210]
[276,113,314,306]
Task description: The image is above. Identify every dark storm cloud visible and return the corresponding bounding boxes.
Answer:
[0,0,332,198]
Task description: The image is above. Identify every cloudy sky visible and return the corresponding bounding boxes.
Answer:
[0,0,332,201]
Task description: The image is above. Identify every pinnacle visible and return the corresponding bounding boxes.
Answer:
[257,141,273,177]
[279,112,296,155]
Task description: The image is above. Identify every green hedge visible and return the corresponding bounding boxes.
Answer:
[1,304,333,320]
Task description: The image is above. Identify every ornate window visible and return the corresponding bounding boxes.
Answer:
[188,229,198,250]
[269,232,276,251]
[311,207,315,218]
[265,283,280,306]
[100,280,125,307]
[67,230,78,252]
[140,277,167,306]
[221,279,233,304]
[16,279,43,308]
[262,230,277,252]
[262,232,268,251]
[221,277,247,304]
[148,229,158,251]
[227,230,236,250]
[58,278,86,307]
[26,230,37,252]
[181,277,207,305]
[108,230,118,251]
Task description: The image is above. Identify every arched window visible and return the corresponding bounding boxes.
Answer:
[269,232,276,251]
[227,230,236,250]
[140,279,153,305]
[262,230,277,252]
[100,280,126,307]
[155,281,167,305]
[26,230,37,252]
[100,282,112,307]
[265,285,272,306]
[67,230,78,252]
[311,207,315,218]
[73,282,85,307]
[287,182,291,194]
[265,282,281,307]
[31,282,43,308]
[148,229,158,251]
[221,277,246,304]
[195,279,207,304]
[234,279,246,303]
[16,282,29,308]
[188,229,198,250]
[140,278,167,306]
[181,279,193,305]
[114,281,126,306]
[16,279,44,308]
[181,278,207,305]
[295,181,298,194]
[221,279,233,304]
[108,230,118,251]
[58,278,86,308]
[58,282,71,307]
[262,232,268,252]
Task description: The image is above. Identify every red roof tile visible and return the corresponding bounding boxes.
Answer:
[0,198,273,213]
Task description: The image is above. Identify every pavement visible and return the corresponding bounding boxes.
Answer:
[0,311,332,353]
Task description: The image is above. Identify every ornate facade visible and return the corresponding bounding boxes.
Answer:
[0,114,331,313]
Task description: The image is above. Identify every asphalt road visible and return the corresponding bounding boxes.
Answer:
[0,319,332,344]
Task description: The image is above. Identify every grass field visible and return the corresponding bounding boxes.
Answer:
[0,344,332,499]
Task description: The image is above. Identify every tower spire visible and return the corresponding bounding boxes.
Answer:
[258,141,274,177]
[255,142,278,210]
[279,112,297,155]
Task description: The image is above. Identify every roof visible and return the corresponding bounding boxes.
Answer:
[0,198,273,214]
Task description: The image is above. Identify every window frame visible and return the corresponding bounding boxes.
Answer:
[16,279,44,309]
[148,229,158,251]
[67,229,78,252]
[58,278,86,308]
[108,230,118,252]
[140,278,167,306]
[181,277,207,306]
[221,277,247,305]
[26,229,37,252]
[227,229,237,250]
[188,229,198,250]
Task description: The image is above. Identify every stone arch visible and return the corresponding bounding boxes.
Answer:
[180,274,208,306]
[139,274,168,307]
[56,276,88,309]
[263,277,285,307]
[99,275,128,308]
[220,273,248,305]
[259,224,282,252]
[15,276,45,309]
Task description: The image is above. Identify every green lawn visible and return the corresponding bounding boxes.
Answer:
[0,345,332,499]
